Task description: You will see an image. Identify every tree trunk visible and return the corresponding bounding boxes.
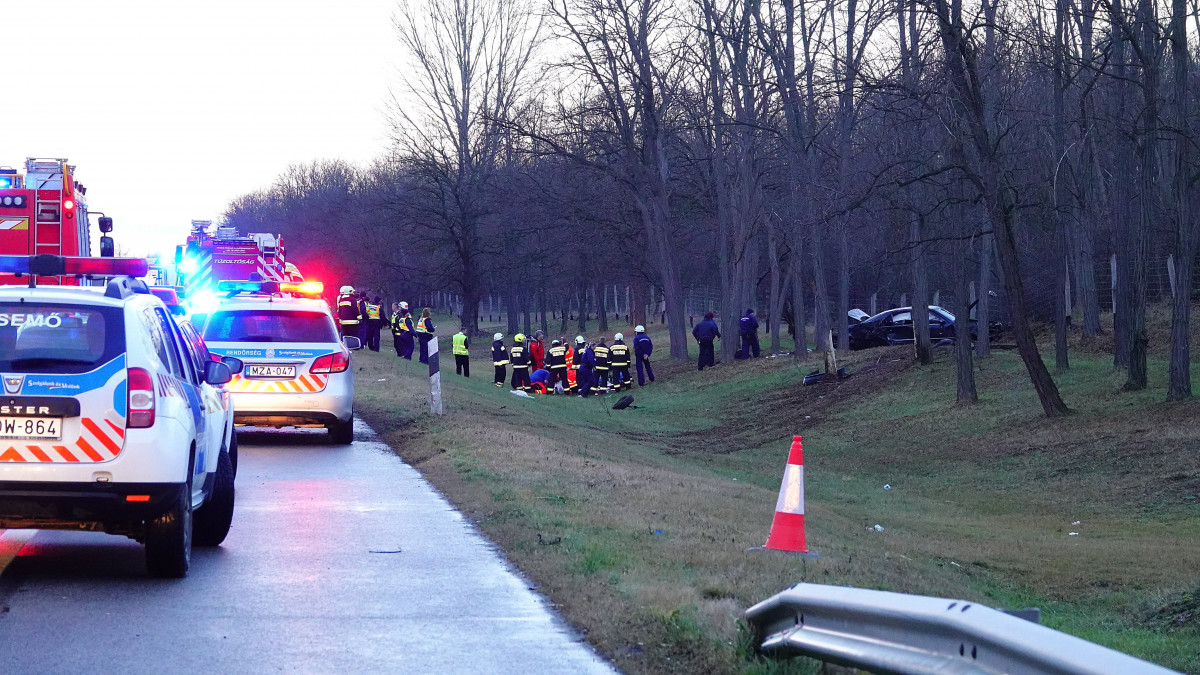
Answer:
[1124,0,1156,391]
[975,232,993,356]
[1166,0,1193,400]
[912,213,933,364]
[955,238,978,403]
[597,284,609,332]
[767,222,785,352]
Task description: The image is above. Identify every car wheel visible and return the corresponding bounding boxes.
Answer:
[328,416,354,445]
[194,450,235,547]
[145,480,192,578]
[228,431,239,478]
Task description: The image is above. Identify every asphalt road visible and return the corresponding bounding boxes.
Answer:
[0,422,613,674]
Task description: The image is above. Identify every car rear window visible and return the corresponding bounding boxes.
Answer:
[203,310,337,343]
[0,303,126,373]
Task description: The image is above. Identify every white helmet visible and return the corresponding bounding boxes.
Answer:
[494,332,504,341]
[340,285,353,294]
[635,325,645,333]
[614,332,624,341]
[575,336,585,345]
[400,301,409,310]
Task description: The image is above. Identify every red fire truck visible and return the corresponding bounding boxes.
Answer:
[175,221,300,308]
[0,158,112,285]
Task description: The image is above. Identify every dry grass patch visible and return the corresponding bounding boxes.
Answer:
[353,320,1199,674]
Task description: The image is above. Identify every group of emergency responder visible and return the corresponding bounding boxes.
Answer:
[478,328,656,396]
[334,287,437,363]
[335,285,762,383]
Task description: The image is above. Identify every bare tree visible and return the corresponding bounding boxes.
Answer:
[391,0,542,334]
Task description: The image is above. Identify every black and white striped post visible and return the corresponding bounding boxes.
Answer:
[428,335,444,415]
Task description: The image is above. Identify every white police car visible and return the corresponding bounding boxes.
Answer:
[0,255,237,578]
[194,281,357,443]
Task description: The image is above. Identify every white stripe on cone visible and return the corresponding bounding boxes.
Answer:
[775,464,804,515]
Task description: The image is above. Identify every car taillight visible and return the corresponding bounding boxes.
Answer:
[127,368,156,428]
[310,351,350,374]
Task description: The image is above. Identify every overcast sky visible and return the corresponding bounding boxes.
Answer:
[2,0,399,259]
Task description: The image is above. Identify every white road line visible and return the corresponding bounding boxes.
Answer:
[0,529,37,576]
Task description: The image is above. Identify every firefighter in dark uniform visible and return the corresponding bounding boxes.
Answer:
[364,296,384,352]
[608,333,631,392]
[415,307,435,364]
[336,286,363,345]
[355,291,369,345]
[593,338,610,392]
[510,333,531,391]
[546,339,568,393]
[491,333,509,387]
[391,302,415,359]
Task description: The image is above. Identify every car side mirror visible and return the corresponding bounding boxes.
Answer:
[204,360,233,385]
[343,336,362,350]
[220,356,244,375]
[99,236,114,257]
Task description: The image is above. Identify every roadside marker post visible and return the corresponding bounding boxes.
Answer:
[751,436,816,557]
[428,336,444,415]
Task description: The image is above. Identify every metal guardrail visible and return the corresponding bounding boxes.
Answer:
[744,583,1180,675]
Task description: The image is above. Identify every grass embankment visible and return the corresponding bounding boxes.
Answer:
[354,318,1200,674]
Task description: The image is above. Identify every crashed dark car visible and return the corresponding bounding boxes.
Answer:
[846,306,1002,350]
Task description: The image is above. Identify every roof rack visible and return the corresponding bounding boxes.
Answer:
[104,276,151,299]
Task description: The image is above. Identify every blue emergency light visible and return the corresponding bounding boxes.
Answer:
[0,177,12,189]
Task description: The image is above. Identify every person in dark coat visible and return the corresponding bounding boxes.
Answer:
[576,341,597,397]
[692,311,721,371]
[738,308,760,359]
[633,325,655,386]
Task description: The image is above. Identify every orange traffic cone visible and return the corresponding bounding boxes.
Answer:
[752,436,815,556]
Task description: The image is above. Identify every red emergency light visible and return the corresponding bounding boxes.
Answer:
[281,281,323,295]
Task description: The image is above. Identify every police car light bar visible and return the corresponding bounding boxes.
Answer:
[218,280,280,294]
[0,255,149,277]
[218,280,324,296]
